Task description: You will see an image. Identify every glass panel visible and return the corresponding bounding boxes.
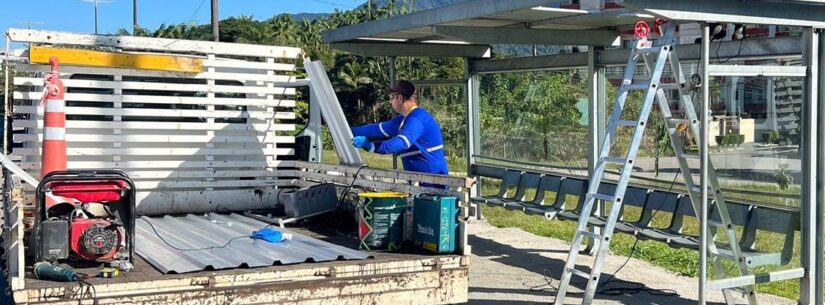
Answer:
[415,85,467,173]
[478,70,588,171]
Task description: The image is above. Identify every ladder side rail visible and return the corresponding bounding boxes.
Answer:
[581,43,675,304]
[652,87,740,304]
[553,42,646,305]
[667,51,758,304]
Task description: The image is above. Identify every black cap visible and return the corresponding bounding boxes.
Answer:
[389,80,416,100]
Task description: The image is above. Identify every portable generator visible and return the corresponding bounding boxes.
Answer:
[34,170,135,264]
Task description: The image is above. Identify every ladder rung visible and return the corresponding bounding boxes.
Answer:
[632,76,651,83]
[677,152,700,159]
[578,229,604,241]
[614,120,639,127]
[708,219,725,228]
[707,268,805,291]
[601,157,626,164]
[636,47,661,54]
[690,185,712,193]
[659,83,682,90]
[566,267,592,279]
[591,193,615,202]
[666,118,690,126]
[624,83,650,91]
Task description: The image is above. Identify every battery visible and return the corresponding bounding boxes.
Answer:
[98,267,119,278]
[412,194,458,254]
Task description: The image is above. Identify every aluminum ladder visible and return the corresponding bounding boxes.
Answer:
[553,23,756,305]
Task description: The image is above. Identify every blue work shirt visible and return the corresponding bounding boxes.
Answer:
[352,107,449,178]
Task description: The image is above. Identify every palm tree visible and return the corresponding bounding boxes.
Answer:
[269,14,298,45]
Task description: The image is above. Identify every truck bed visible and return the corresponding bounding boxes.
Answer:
[18,225,469,304]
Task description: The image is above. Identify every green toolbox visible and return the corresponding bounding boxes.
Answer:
[357,192,407,251]
[412,194,458,254]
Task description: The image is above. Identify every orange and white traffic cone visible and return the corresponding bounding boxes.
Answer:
[40,56,67,179]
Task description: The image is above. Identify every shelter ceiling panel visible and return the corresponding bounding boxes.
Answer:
[439,19,520,28]
[372,27,434,40]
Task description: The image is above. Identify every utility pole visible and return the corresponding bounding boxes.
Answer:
[79,0,114,34]
[211,0,219,42]
[133,0,138,34]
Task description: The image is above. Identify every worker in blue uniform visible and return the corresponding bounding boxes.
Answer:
[350,80,449,185]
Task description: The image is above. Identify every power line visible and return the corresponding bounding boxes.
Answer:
[187,0,208,23]
[307,0,355,9]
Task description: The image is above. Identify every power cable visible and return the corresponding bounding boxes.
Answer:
[186,0,208,23]
[306,0,355,9]
[541,172,685,299]
[139,217,273,252]
[340,164,368,205]
[715,38,745,64]
[593,169,683,297]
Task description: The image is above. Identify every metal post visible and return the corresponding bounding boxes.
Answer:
[800,27,819,305]
[307,85,323,163]
[586,46,605,254]
[4,36,10,155]
[466,58,482,220]
[94,0,99,34]
[766,77,777,132]
[133,0,138,33]
[211,0,219,42]
[699,22,710,305]
[816,28,825,305]
[389,56,398,170]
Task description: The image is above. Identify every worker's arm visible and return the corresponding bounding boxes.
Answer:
[371,117,424,155]
[351,115,403,139]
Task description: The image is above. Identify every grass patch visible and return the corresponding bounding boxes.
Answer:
[483,206,801,300]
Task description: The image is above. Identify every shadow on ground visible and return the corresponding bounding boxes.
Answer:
[468,234,735,305]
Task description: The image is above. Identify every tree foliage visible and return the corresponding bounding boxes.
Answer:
[109,1,593,166]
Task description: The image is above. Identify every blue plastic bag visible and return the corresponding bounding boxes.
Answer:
[251,227,293,243]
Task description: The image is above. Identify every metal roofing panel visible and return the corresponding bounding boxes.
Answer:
[136,213,370,274]
[322,0,563,43]
[530,9,653,29]
[484,6,586,22]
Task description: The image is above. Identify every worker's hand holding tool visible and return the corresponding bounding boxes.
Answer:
[351,136,374,151]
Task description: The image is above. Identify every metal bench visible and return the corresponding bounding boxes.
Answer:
[470,168,522,204]
[635,193,698,245]
[490,172,542,208]
[470,164,799,268]
[589,186,652,231]
[521,175,567,219]
[649,198,799,268]
[552,178,589,222]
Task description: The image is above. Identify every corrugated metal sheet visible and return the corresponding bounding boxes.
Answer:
[136,213,370,274]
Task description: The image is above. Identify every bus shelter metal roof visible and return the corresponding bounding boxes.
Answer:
[323,1,825,304]
[322,0,825,58]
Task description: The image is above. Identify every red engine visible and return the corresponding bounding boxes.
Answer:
[34,171,135,265]
[69,218,125,262]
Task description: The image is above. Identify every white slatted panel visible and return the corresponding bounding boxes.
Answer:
[9,34,301,215]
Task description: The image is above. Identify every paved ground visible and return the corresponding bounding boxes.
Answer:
[466,220,796,305]
[632,143,802,184]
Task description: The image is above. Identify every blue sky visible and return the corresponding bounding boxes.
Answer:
[1,0,356,35]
